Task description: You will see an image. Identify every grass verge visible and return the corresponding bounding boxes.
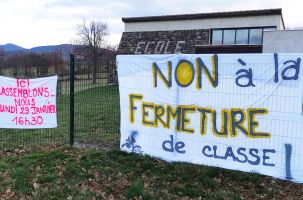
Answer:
[0,146,302,199]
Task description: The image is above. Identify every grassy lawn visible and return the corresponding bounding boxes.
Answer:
[0,85,120,149]
[74,85,120,144]
[0,146,302,199]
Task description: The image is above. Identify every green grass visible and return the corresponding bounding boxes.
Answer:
[125,178,148,199]
[0,146,301,199]
[74,85,120,143]
[0,85,120,150]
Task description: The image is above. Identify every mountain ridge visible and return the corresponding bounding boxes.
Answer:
[0,43,73,53]
[0,43,27,52]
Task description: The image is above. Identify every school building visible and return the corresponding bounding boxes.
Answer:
[117,8,303,54]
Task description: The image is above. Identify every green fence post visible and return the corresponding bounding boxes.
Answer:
[70,54,75,146]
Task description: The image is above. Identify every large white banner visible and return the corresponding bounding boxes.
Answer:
[118,53,303,183]
[0,76,58,129]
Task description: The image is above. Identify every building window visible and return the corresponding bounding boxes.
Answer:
[223,30,235,44]
[211,27,275,45]
[236,29,249,44]
[212,30,223,44]
[249,28,262,44]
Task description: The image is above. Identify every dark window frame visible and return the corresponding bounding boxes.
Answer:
[210,26,276,45]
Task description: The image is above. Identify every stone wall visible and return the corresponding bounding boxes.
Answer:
[118,29,210,55]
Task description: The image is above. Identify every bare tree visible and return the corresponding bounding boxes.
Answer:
[77,20,109,84]
[48,52,64,75]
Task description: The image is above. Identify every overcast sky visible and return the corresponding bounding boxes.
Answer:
[0,0,302,48]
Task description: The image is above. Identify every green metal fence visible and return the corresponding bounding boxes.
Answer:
[0,54,119,150]
[0,70,69,150]
[72,55,120,147]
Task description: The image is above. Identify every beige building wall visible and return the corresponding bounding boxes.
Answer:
[263,30,303,53]
[124,15,283,32]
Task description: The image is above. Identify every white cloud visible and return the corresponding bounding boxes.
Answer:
[0,0,302,48]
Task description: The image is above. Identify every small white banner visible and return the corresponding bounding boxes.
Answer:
[118,53,303,183]
[0,76,58,129]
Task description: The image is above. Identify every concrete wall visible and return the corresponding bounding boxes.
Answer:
[124,15,283,32]
[263,30,303,53]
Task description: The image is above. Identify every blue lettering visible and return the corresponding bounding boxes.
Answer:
[202,145,213,157]
[285,144,292,180]
[175,141,186,154]
[248,149,260,165]
[274,53,301,83]
[162,135,186,154]
[236,147,248,163]
[162,135,174,152]
[235,69,255,87]
[224,147,238,161]
[213,145,226,159]
[262,149,275,167]
[201,145,274,166]
[281,58,301,80]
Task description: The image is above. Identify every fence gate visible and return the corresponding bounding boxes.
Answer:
[71,54,120,148]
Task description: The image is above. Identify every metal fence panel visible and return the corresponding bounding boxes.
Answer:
[0,66,70,149]
[73,56,120,147]
[0,55,119,150]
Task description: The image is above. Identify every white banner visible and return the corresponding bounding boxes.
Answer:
[0,76,58,129]
[118,53,303,183]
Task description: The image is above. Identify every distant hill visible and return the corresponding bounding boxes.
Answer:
[0,43,27,52]
[0,43,74,54]
[30,44,73,53]
[0,43,117,61]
